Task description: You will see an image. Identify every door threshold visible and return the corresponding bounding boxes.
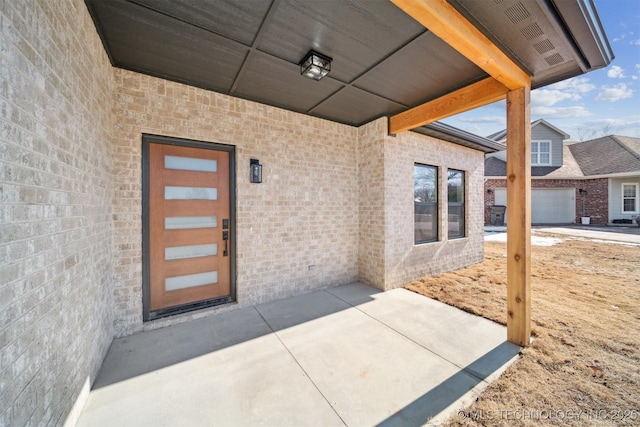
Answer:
[147,295,235,321]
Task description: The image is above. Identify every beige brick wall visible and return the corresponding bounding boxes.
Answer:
[357,119,387,288]
[0,0,114,425]
[358,118,485,289]
[111,70,360,336]
[2,1,489,424]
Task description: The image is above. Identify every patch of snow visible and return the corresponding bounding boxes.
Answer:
[484,232,564,246]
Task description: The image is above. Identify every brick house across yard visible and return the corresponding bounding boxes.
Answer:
[484,120,640,226]
[1,0,613,425]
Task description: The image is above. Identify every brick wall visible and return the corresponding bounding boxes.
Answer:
[575,178,608,224]
[111,70,360,336]
[357,119,485,289]
[357,119,386,288]
[1,1,497,423]
[0,0,115,425]
[484,178,609,225]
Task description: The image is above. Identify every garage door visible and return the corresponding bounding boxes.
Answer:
[494,188,575,224]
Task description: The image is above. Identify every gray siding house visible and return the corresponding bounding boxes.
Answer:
[485,120,640,225]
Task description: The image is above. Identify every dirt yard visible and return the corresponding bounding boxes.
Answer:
[406,234,640,426]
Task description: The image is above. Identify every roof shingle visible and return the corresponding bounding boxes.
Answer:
[569,135,640,176]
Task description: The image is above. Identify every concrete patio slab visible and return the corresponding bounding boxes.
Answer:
[77,308,342,426]
[328,284,521,380]
[76,283,521,427]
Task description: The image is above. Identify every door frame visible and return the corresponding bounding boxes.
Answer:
[141,134,236,321]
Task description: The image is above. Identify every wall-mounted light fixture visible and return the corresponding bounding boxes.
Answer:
[487,188,493,194]
[250,159,262,183]
[579,188,587,195]
[299,50,332,81]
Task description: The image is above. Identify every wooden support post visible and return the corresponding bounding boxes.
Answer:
[506,86,531,346]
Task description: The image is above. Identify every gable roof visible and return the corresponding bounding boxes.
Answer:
[569,135,640,176]
[486,134,640,178]
[486,119,570,142]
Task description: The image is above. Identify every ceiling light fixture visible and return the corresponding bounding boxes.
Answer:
[299,50,332,81]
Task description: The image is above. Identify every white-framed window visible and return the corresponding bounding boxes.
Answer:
[531,140,551,165]
[622,183,639,213]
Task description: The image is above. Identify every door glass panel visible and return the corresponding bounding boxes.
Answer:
[165,244,218,260]
[165,186,218,200]
[165,216,217,229]
[165,155,217,172]
[165,271,218,291]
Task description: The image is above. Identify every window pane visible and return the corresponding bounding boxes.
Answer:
[165,186,218,200]
[165,155,217,172]
[540,153,550,164]
[623,199,636,212]
[165,216,217,229]
[165,271,218,291]
[165,244,218,260]
[540,142,550,153]
[415,164,438,243]
[623,185,635,197]
[448,170,465,239]
[447,171,463,203]
[531,142,538,164]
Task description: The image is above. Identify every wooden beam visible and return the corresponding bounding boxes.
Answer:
[390,0,530,90]
[506,86,531,346]
[389,77,508,134]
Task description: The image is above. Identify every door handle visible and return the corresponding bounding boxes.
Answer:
[222,230,229,257]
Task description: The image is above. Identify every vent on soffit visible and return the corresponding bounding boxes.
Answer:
[504,2,530,24]
[544,53,564,66]
[533,39,554,54]
[520,22,544,40]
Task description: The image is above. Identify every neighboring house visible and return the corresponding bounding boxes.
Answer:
[484,120,640,225]
[0,1,612,426]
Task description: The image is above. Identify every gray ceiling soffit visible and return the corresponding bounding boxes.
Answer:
[353,32,485,106]
[85,0,612,130]
[130,0,272,46]
[415,122,504,153]
[254,0,427,83]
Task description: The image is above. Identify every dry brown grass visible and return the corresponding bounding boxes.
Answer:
[406,236,640,426]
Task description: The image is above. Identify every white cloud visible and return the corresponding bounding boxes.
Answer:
[531,106,592,119]
[532,89,581,107]
[634,39,640,45]
[613,31,635,43]
[595,83,634,102]
[548,77,596,94]
[607,65,626,78]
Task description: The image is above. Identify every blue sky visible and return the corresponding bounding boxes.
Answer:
[441,0,640,140]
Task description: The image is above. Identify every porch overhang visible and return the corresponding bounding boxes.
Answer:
[84,0,613,346]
